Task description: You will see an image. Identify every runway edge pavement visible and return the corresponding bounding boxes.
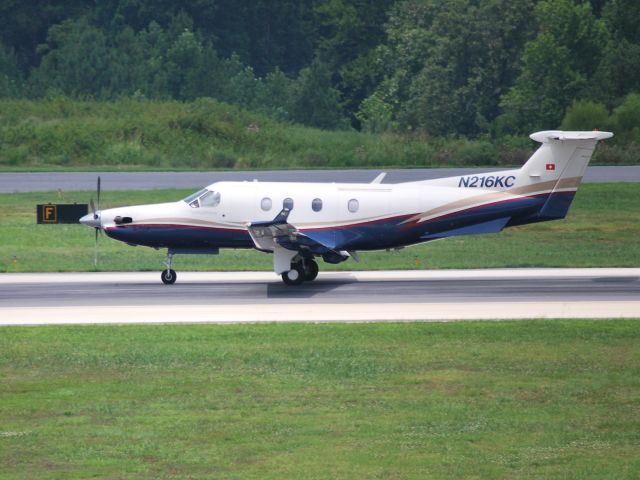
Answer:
[1,269,639,325]
[2,166,640,193]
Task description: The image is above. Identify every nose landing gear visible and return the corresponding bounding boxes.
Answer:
[161,252,177,285]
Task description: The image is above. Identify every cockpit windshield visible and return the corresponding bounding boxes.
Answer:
[184,189,206,204]
[183,188,221,208]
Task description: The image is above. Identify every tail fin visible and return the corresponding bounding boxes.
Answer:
[514,130,613,219]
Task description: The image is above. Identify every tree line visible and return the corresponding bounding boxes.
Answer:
[1,0,639,141]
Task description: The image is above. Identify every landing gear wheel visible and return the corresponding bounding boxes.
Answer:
[281,263,305,286]
[161,268,177,285]
[303,259,319,281]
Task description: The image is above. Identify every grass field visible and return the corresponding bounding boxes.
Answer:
[0,97,515,171]
[1,97,636,172]
[0,183,638,273]
[1,321,639,479]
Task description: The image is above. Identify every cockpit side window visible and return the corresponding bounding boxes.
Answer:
[183,188,221,208]
[199,190,221,207]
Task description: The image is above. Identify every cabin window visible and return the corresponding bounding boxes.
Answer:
[261,197,272,211]
[199,190,221,207]
[283,197,294,210]
[348,198,359,213]
[311,198,323,212]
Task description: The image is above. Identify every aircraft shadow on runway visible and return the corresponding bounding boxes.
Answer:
[266,279,357,299]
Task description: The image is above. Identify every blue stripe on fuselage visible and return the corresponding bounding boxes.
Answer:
[105,224,253,249]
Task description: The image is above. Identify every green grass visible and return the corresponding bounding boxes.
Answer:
[0,183,638,272]
[1,321,639,479]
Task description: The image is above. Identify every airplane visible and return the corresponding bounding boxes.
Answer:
[79,130,613,285]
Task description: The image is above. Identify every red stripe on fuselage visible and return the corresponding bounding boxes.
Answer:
[105,223,246,234]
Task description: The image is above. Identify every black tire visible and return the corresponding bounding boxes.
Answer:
[303,258,319,281]
[161,268,177,285]
[281,263,305,285]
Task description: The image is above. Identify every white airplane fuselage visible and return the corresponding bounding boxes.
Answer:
[80,130,613,284]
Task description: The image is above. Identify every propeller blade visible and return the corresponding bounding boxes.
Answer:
[94,227,99,268]
[88,176,102,268]
[96,176,101,211]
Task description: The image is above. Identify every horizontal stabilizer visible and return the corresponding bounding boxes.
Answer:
[530,130,613,143]
[421,217,510,240]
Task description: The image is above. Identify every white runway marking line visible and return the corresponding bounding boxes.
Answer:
[1,268,640,285]
[2,302,640,326]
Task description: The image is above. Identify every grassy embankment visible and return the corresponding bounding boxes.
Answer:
[1,321,639,479]
[1,97,636,172]
[0,183,638,273]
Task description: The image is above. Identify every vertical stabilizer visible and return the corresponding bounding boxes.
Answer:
[515,130,613,219]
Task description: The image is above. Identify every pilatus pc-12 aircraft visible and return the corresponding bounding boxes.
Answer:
[80,130,612,285]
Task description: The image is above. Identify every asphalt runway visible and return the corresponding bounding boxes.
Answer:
[1,269,638,325]
[2,166,639,193]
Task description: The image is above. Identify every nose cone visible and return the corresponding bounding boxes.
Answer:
[80,212,101,229]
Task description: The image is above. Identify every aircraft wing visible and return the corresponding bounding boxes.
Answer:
[247,208,297,252]
[247,208,345,258]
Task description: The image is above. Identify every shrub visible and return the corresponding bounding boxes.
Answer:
[450,141,498,166]
[610,93,640,144]
[560,100,610,131]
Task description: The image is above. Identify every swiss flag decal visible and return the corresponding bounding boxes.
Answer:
[546,163,556,171]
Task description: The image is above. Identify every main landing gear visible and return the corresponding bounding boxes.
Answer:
[161,252,177,285]
[281,258,319,286]
[159,251,319,286]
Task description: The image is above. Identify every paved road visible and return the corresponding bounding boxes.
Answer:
[2,270,638,324]
[1,166,639,193]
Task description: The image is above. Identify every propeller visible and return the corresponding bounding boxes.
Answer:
[79,176,103,268]
[92,176,102,267]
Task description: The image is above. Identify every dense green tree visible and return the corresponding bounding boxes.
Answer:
[0,0,638,137]
[405,0,537,135]
[166,30,204,100]
[30,18,113,98]
[253,68,295,120]
[360,0,535,136]
[0,0,87,72]
[107,26,152,97]
[588,0,640,105]
[133,21,172,99]
[356,0,442,133]
[0,41,22,97]
[288,58,350,130]
[313,0,394,124]
[499,0,607,133]
[91,0,317,77]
